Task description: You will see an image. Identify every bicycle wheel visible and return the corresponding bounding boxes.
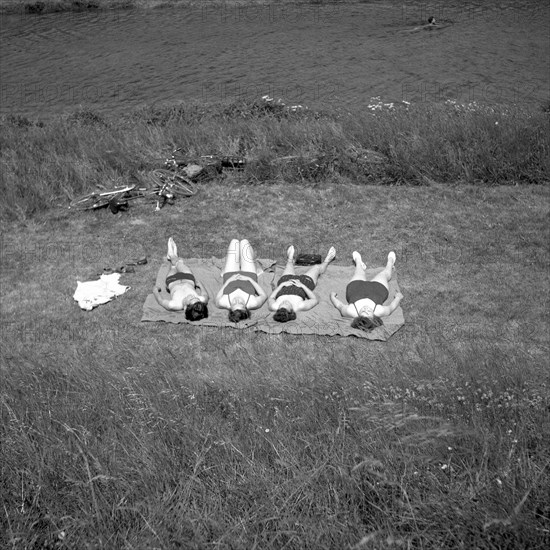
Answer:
[69,191,110,211]
[151,169,197,197]
[169,174,198,197]
[150,168,173,187]
[69,184,136,211]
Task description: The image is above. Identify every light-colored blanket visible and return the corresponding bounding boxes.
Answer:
[141,258,404,341]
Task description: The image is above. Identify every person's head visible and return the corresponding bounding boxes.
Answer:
[273,307,297,323]
[351,315,383,333]
[427,16,436,25]
[185,301,208,321]
[228,308,250,323]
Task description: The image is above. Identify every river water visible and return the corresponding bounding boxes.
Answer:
[0,1,548,118]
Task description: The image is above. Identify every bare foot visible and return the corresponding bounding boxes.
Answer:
[167,237,178,262]
[388,251,396,267]
[324,246,336,264]
[352,251,366,270]
[287,245,295,262]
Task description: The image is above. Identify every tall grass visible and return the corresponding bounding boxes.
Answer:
[2,336,549,548]
[1,95,549,548]
[1,98,548,222]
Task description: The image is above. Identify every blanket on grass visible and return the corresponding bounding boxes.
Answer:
[141,259,404,341]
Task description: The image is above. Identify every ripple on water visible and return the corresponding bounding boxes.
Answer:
[0,1,548,117]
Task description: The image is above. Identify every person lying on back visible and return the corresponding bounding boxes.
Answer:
[330,250,403,333]
[154,237,209,321]
[268,245,336,322]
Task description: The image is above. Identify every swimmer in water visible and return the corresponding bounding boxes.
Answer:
[406,15,449,33]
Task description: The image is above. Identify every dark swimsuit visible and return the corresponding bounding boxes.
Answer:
[275,274,316,301]
[345,281,388,314]
[165,272,199,293]
[223,271,258,307]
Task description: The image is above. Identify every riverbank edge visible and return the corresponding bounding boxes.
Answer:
[0,0,333,16]
[1,97,549,223]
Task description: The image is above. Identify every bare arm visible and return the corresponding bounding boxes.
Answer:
[330,292,350,317]
[153,287,183,311]
[249,278,267,301]
[293,281,316,300]
[196,283,210,303]
[375,292,404,318]
[268,280,297,303]
[298,297,319,312]
[214,287,226,308]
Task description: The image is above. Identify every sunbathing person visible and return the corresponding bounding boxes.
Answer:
[215,239,268,323]
[154,237,209,320]
[330,250,403,332]
[268,245,336,322]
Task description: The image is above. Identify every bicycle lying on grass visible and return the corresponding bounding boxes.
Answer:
[69,147,248,213]
[69,169,197,213]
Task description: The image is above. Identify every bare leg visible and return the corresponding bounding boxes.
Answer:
[239,239,258,274]
[166,238,193,276]
[222,239,240,276]
[371,251,396,288]
[281,245,296,276]
[350,251,368,282]
[304,246,336,284]
[167,237,178,261]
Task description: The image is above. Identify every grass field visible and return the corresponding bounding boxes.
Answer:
[1,98,549,548]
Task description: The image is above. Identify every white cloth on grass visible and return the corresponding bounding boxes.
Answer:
[73,273,130,311]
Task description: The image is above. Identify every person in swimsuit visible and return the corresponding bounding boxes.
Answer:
[268,245,336,322]
[215,238,268,323]
[154,237,209,320]
[330,250,403,332]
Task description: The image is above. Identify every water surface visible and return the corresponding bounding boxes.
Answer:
[1,1,548,117]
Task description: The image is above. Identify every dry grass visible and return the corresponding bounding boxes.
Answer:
[1,172,549,547]
[1,98,548,223]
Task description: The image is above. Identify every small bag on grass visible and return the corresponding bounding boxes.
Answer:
[295,253,322,266]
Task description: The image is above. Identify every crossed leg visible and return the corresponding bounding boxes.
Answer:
[350,250,368,282]
[166,237,193,276]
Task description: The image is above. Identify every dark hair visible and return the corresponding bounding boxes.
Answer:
[185,301,208,321]
[273,307,297,323]
[228,308,250,323]
[351,315,383,332]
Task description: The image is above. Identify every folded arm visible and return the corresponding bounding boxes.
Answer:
[248,278,268,308]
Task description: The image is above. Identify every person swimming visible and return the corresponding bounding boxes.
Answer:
[405,16,450,33]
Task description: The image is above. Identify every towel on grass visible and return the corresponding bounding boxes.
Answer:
[74,273,130,311]
[253,262,404,340]
[141,258,277,329]
[141,259,404,341]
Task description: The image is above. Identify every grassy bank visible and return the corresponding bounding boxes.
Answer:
[1,98,548,222]
[1,98,549,547]
[1,178,549,548]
